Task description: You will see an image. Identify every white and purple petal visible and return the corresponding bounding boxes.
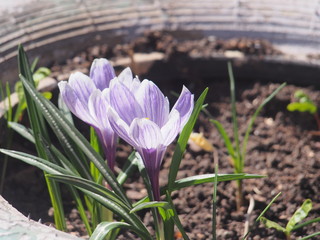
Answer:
[135,80,169,127]
[68,72,96,104]
[110,81,144,125]
[171,86,194,130]
[107,107,137,148]
[129,118,163,149]
[161,109,181,146]
[90,58,116,91]
[58,81,94,125]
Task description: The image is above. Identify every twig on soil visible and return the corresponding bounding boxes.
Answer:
[243,195,255,239]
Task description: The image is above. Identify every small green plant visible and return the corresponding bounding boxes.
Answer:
[260,199,320,240]
[0,60,51,194]
[287,90,320,130]
[210,62,286,210]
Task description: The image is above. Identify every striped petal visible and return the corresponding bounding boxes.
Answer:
[135,80,169,127]
[171,86,194,130]
[90,58,116,90]
[129,118,163,149]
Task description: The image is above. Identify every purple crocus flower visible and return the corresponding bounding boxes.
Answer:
[58,58,118,171]
[107,68,194,200]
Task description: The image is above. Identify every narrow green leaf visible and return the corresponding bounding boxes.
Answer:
[117,151,138,185]
[166,192,190,240]
[0,149,71,175]
[292,217,320,231]
[210,119,236,159]
[256,192,282,222]
[5,83,12,122]
[299,231,320,240]
[130,201,169,214]
[228,62,241,169]
[8,122,35,143]
[260,217,286,232]
[286,199,312,232]
[68,187,92,235]
[168,88,208,191]
[242,83,286,165]
[89,222,133,240]
[30,57,39,72]
[170,173,265,192]
[135,173,265,207]
[212,163,218,240]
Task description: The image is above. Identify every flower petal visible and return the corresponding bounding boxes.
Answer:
[58,81,94,125]
[118,67,133,87]
[107,107,137,147]
[161,109,181,146]
[88,89,108,128]
[68,72,96,104]
[171,86,194,130]
[110,81,144,125]
[90,58,116,90]
[129,118,163,149]
[135,80,169,127]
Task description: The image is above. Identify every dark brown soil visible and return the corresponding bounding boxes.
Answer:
[2,32,320,240]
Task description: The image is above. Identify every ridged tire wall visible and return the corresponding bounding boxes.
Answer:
[1,0,320,84]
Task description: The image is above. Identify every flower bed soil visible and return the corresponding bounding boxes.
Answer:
[2,32,320,239]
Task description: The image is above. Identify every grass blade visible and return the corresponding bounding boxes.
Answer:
[241,83,286,164]
[210,120,236,159]
[89,222,134,240]
[228,62,241,168]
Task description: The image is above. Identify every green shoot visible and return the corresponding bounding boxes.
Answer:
[287,90,320,130]
[211,62,286,210]
[260,199,319,240]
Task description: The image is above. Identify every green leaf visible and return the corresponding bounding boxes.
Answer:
[8,122,35,143]
[210,119,236,159]
[256,192,282,222]
[33,67,51,85]
[165,192,190,240]
[287,102,317,114]
[292,217,320,231]
[299,231,320,240]
[0,149,71,175]
[170,173,265,192]
[130,201,169,214]
[89,222,134,240]
[260,217,286,232]
[228,62,241,167]
[286,199,312,232]
[42,91,52,100]
[294,90,310,102]
[117,151,138,185]
[168,88,208,191]
[242,82,286,167]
